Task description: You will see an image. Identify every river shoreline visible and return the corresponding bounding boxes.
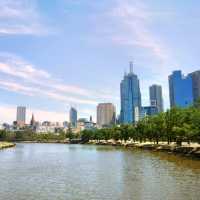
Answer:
[16,140,69,143]
[2,140,200,159]
[87,140,200,159]
[0,142,16,150]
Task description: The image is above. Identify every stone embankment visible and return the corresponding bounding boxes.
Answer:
[0,142,16,150]
[88,140,200,158]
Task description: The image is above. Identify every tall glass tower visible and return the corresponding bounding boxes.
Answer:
[169,70,193,108]
[120,62,141,124]
[69,107,77,128]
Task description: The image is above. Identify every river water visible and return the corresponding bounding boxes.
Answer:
[0,143,200,200]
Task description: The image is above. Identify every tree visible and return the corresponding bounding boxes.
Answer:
[128,125,136,142]
[164,107,182,144]
[112,126,121,142]
[0,130,7,140]
[120,124,129,142]
[66,125,73,140]
[151,113,165,144]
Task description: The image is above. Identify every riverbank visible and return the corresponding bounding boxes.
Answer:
[2,139,200,159]
[88,140,200,159]
[0,142,16,150]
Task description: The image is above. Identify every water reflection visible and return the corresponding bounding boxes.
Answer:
[0,144,199,200]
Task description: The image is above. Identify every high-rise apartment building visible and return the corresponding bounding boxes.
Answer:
[120,62,141,123]
[97,103,116,128]
[69,107,77,128]
[169,70,193,108]
[16,106,26,126]
[149,84,164,113]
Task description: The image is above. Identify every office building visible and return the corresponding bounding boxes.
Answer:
[149,84,164,113]
[97,103,116,128]
[190,70,200,102]
[70,107,77,128]
[120,62,141,123]
[16,106,26,126]
[169,70,193,108]
[142,106,159,116]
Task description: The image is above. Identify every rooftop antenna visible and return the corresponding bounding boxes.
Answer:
[124,69,127,76]
[130,61,133,73]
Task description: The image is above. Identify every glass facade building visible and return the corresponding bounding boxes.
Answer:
[149,84,164,113]
[142,106,159,116]
[190,70,200,102]
[120,62,141,123]
[169,70,193,108]
[69,107,77,128]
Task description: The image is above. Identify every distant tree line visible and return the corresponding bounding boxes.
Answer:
[0,128,67,142]
[81,101,200,146]
[1,101,200,146]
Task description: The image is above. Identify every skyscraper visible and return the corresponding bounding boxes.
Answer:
[190,70,200,102]
[149,84,164,113]
[69,107,77,128]
[120,62,141,124]
[16,106,26,126]
[97,103,116,128]
[169,70,193,108]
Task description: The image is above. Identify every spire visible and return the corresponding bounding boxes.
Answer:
[130,61,133,74]
[124,69,127,77]
[30,113,35,126]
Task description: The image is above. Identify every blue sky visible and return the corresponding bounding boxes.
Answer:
[0,0,200,123]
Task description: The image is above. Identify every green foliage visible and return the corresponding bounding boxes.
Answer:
[79,105,200,146]
[0,128,67,142]
[1,104,200,146]
[66,126,74,140]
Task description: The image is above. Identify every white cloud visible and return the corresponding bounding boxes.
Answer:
[0,53,117,107]
[0,0,49,35]
[0,79,35,96]
[0,78,98,106]
[105,0,169,64]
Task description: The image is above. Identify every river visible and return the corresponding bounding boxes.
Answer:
[0,143,200,200]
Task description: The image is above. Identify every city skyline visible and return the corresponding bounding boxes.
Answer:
[0,0,200,123]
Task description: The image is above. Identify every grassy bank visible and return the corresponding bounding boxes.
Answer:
[0,142,16,150]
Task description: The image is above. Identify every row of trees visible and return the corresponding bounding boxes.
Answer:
[81,105,200,146]
[0,129,67,142]
[1,103,200,146]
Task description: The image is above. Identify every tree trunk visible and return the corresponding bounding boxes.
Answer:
[176,139,182,146]
[156,139,159,145]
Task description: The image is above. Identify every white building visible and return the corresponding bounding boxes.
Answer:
[35,121,63,134]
